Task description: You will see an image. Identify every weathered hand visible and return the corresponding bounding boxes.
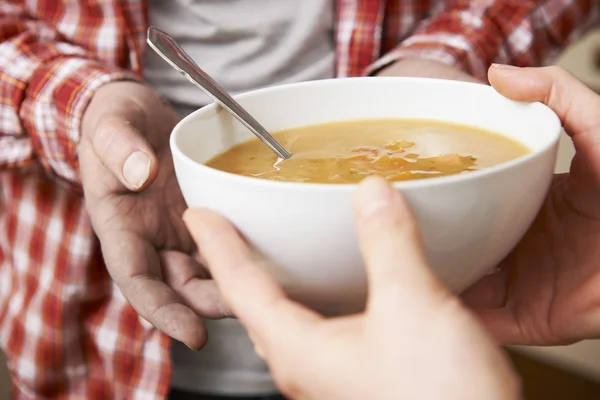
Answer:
[463,65,600,345]
[183,177,519,400]
[78,81,229,350]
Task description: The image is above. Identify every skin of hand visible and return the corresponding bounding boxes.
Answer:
[462,65,600,345]
[182,176,520,400]
[376,58,484,83]
[79,81,230,350]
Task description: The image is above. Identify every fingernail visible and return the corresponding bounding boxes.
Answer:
[357,177,393,218]
[491,63,520,70]
[123,151,151,189]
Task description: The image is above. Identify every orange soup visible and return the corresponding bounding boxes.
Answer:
[206,119,529,184]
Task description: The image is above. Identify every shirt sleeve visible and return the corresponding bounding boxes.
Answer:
[366,0,599,80]
[0,3,140,184]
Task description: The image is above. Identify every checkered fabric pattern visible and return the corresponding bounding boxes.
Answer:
[0,0,597,398]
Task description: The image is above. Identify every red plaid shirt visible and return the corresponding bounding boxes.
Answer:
[0,0,596,398]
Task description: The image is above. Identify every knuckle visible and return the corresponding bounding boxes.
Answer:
[197,215,238,248]
[360,208,393,238]
[197,225,228,249]
[196,288,232,319]
[92,120,130,154]
[214,299,233,319]
[151,303,180,336]
[124,274,165,319]
[543,66,575,95]
[544,65,569,79]
[125,273,151,304]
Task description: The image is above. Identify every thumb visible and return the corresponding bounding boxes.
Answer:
[488,64,600,141]
[89,116,159,191]
[489,64,600,215]
[354,177,447,311]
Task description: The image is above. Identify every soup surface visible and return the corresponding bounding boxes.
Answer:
[205,119,529,184]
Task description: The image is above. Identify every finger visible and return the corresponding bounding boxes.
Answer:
[488,65,600,140]
[354,176,447,311]
[183,209,323,356]
[461,269,508,311]
[90,115,158,191]
[475,304,598,345]
[472,308,527,345]
[99,232,207,350]
[489,65,600,215]
[160,250,233,318]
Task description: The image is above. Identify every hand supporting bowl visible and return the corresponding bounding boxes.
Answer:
[171,77,561,314]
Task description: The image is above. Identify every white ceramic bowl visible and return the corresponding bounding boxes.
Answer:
[171,77,561,314]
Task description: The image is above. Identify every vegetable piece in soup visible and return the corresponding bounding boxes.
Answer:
[205,119,529,184]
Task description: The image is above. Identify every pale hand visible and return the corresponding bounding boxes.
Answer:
[463,65,600,345]
[183,177,520,400]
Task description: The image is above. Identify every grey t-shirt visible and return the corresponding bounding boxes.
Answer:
[143,0,335,395]
[144,0,335,110]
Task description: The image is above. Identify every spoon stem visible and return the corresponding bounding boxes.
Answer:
[146,26,291,160]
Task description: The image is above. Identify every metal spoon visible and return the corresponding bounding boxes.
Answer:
[147,26,292,159]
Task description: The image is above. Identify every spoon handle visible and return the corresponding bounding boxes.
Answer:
[147,26,291,159]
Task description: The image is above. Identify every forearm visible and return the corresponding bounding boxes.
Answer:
[18,57,138,183]
[366,0,598,80]
[0,4,139,183]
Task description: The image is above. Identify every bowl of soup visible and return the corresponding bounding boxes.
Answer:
[171,77,561,314]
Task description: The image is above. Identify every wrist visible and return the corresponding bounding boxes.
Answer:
[376,58,483,84]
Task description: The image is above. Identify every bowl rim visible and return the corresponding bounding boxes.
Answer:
[170,76,563,192]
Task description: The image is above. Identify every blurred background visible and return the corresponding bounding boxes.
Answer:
[2,28,600,400]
